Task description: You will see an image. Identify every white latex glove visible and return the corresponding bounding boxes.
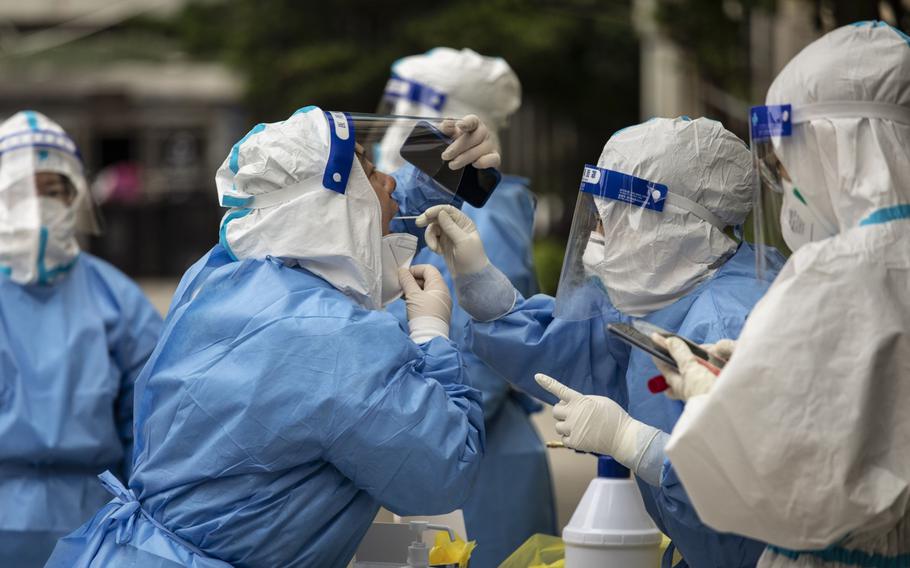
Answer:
[651,334,725,401]
[416,205,490,277]
[536,373,659,471]
[706,339,736,366]
[440,115,501,170]
[399,264,453,343]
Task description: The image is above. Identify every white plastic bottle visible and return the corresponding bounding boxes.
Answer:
[562,456,662,568]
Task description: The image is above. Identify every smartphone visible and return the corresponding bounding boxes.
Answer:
[630,320,716,363]
[399,121,501,208]
[607,323,679,369]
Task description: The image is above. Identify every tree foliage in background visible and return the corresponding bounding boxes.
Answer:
[161,0,641,293]
[657,0,907,107]
[657,0,769,101]
[170,0,639,130]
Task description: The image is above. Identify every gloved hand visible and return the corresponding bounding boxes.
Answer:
[416,205,490,277]
[535,373,661,473]
[399,264,453,343]
[706,338,736,366]
[440,115,501,170]
[651,334,724,401]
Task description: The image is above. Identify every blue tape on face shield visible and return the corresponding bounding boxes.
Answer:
[750,104,792,140]
[579,165,668,211]
[382,75,448,112]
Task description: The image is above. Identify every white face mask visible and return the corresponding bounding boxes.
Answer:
[780,180,837,252]
[380,232,418,306]
[581,231,605,278]
[36,196,79,284]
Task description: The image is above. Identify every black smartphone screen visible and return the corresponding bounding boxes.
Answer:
[399,121,500,208]
[608,323,678,369]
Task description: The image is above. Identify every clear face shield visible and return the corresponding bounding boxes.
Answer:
[0,127,101,284]
[749,104,818,281]
[374,74,448,173]
[748,102,910,280]
[346,112,501,213]
[554,164,738,320]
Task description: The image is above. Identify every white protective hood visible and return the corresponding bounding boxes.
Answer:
[217,107,386,309]
[593,117,753,315]
[0,111,88,285]
[665,21,910,552]
[377,47,520,171]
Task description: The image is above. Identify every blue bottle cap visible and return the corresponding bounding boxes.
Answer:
[597,455,630,479]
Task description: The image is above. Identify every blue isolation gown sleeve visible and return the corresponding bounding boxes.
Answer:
[321,329,485,517]
[464,291,631,407]
[463,176,539,298]
[460,176,540,417]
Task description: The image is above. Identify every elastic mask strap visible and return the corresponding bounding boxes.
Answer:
[793,102,910,125]
[665,193,727,233]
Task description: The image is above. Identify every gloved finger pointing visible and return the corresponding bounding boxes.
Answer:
[535,373,582,403]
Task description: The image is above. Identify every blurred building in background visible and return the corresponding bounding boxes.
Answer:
[0,0,246,276]
[1,0,905,288]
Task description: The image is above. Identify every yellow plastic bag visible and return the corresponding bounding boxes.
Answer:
[498,533,565,568]
[429,531,476,568]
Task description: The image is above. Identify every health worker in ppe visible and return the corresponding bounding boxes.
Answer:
[645,21,910,568]
[0,110,163,568]
[46,107,498,568]
[418,116,775,567]
[380,47,556,568]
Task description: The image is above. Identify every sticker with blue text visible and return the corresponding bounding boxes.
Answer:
[579,165,667,212]
[750,105,792,140]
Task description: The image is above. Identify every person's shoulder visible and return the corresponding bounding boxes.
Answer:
[77,252,147,297]
[78,252,128,279]
[792,224,907,277]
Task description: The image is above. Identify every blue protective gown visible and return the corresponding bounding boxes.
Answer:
[47,245,485,568]
[465,243,772,568]
[0,253,162,568]
[388,176,557,568]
